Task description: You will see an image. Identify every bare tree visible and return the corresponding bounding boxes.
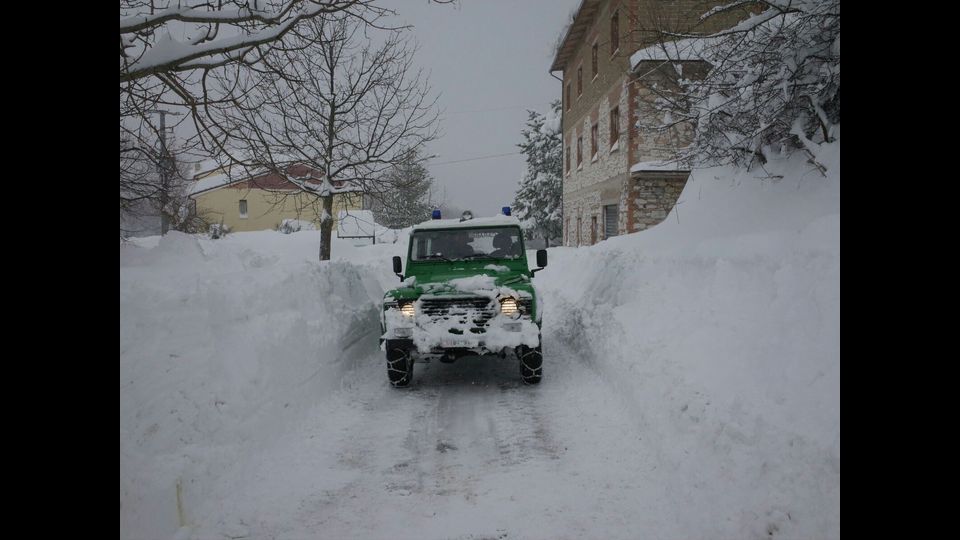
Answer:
[210,13,440,260]
[120,1,457,248]
[119,2,453,167]
[120,132,211,238]
[120,2,389,194]
[119,1,378,81]
[120,132,162,237]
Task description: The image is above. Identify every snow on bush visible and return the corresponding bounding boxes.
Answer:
[277,218,317,234]
[208,222,230,239]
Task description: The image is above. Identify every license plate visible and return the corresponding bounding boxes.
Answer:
[442,339,476,348]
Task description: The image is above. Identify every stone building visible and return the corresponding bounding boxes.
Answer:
[550,0,755,246]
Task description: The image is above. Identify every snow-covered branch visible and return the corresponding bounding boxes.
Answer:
[120,1,371,82]
[636,0,840,171]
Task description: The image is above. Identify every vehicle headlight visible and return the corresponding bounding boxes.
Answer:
[399,302,415,318]
[500,297,520,318]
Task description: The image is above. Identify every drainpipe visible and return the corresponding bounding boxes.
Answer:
[550,69,565,248]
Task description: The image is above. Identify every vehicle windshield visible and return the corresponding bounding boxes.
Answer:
[411,227,523,261]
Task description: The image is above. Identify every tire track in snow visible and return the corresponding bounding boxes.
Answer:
[194,341,657,540]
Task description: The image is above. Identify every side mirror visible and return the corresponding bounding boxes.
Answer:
[531,249,548,275]
[392,256,403,281]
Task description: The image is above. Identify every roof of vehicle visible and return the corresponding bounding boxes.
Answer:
[411,215,522,231]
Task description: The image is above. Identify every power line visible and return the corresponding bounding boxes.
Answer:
[428,151,522,166]
[445,105,541,115]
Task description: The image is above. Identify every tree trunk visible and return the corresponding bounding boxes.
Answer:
[318,194,334,261]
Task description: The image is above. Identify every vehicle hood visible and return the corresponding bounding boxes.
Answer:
[385,267,532,301]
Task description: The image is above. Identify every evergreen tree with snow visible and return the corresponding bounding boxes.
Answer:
[514,100,563,246]
[370,150,435,229]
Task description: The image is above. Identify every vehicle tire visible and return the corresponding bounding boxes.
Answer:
[386,345,414,387]
[517,342,543,385]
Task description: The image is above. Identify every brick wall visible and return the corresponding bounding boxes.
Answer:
[623,175,687,232]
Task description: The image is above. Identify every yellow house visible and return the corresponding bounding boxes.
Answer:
[188,164,364,232]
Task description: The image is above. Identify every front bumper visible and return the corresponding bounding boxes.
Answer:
[410,317,540,354]
[382,295,540,354]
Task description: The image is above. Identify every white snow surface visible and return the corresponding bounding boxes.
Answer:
[412,214,521,230]
[630,159,686,172]
[630,37,712,68]
[121,140,839,539]
[446,274,498,292]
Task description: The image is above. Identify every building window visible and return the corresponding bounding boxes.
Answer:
[591,42,598,78]
[591,123,599,159]
[611,11,620,54]
[576,135,583,166]
[566,83,571,110]
[577,66,582,96]
[239,199,248,218]
[604,204,619,238]
[610,106,620,146]
[591,216,598,245]
[565,145,571,173]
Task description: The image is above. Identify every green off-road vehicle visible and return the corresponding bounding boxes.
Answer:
[380,208,548,387]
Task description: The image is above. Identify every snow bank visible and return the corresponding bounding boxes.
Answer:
[120,231,402,540]
[537,141,840,538]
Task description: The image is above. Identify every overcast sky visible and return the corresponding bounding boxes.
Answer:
[382,0,581,217]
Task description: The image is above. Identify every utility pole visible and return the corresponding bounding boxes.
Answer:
[147,109,183,235]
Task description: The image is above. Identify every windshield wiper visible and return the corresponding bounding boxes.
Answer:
[460,254,495,260]
[419,254,454,262]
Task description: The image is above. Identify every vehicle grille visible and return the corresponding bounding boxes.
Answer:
[420,296,496,333]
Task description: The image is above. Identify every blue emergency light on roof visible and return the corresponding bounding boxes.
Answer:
[502,206,511,216]
[432,209,441,219]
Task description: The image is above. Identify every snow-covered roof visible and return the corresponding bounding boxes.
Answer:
[630,38,712,70]
[187,163,335,197]
[188,157,222,177]
[188,170,236,196]
[550,0,602,72]
[630,160,688,173]
[412,215,522,231]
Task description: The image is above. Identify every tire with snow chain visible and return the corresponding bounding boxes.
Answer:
[517,342,543,385]
[386,343,413,387]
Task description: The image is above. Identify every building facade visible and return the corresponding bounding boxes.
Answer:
[188,164,364,233]
[550,0,754,246]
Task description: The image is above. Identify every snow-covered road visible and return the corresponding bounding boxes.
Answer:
[188,332,674,540]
